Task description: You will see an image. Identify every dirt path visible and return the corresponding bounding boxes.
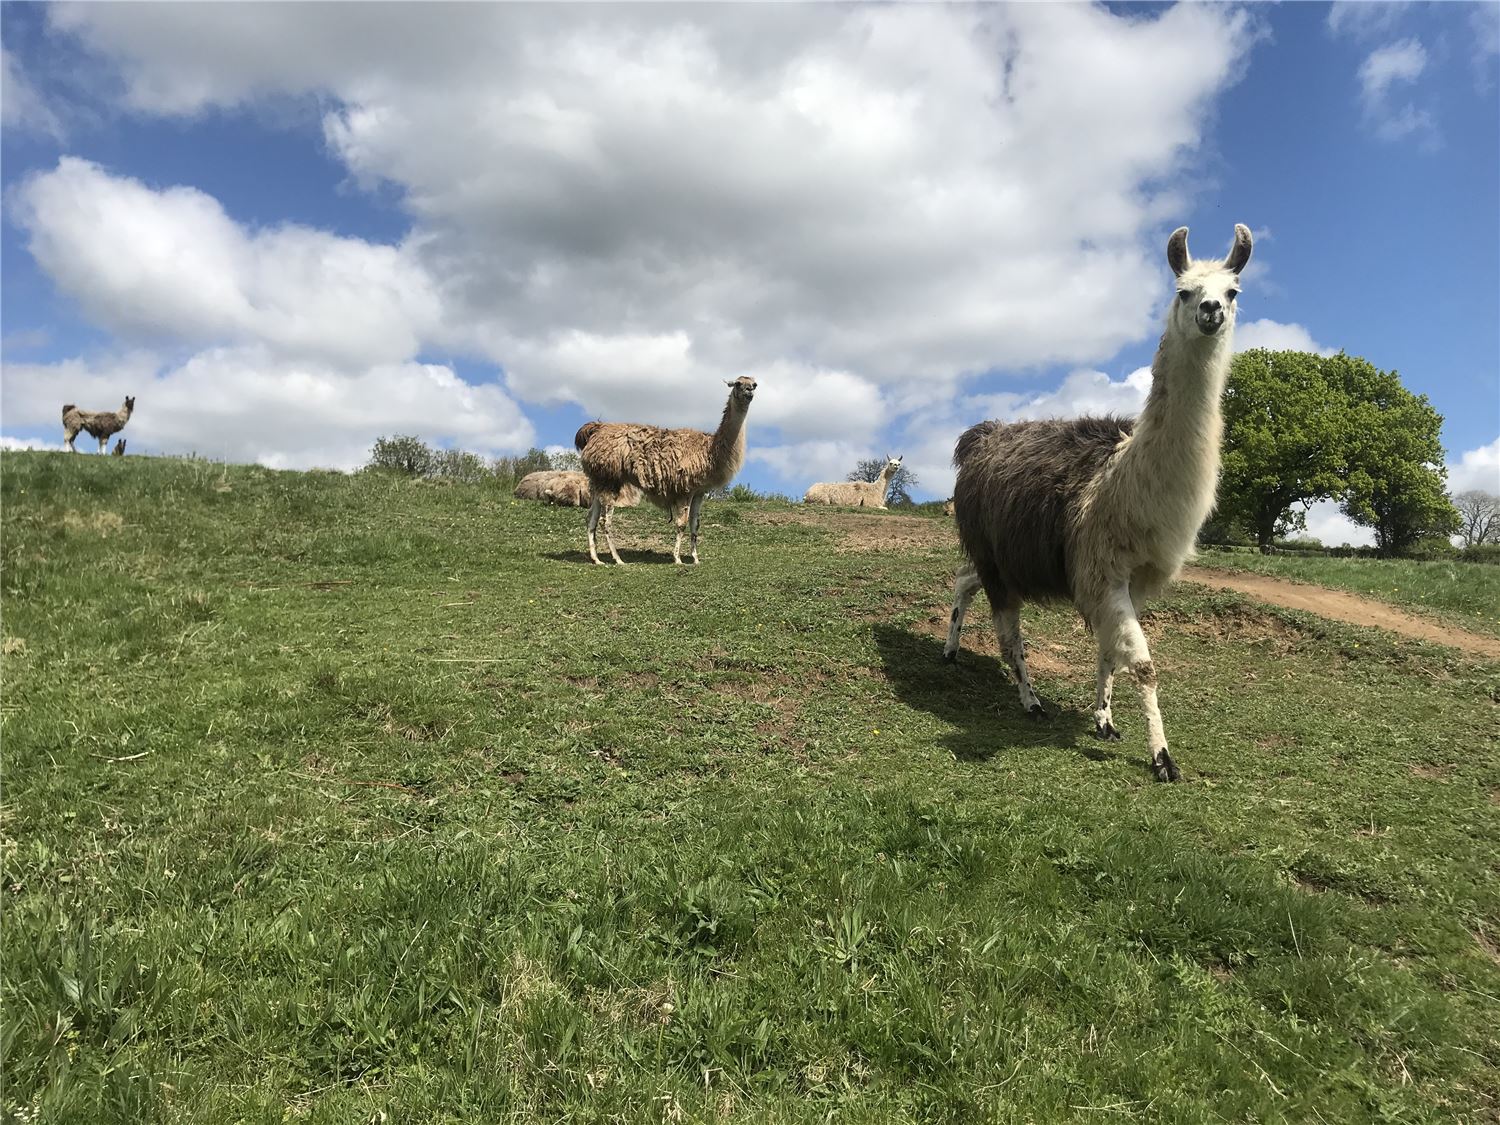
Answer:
[1182,566,1500,659]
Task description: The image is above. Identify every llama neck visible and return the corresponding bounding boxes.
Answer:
[1117,327,1233,508]
[708,398,750,478]
[873,464,896,495]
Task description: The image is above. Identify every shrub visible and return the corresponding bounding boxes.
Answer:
[1404,536,1458,561]
[368,435,437,477]
[1457,543,1500,565]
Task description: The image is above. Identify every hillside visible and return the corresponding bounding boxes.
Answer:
[3,452,1498,1123]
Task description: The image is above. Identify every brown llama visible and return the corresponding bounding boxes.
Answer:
[943,224,1253,783]
[576,376,757,565]
[62,396,134,453]
[111,439,126,456]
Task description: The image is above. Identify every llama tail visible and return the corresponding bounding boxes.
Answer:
[62,404,76,418]
[953,420,999,469]
[574,421,603,451]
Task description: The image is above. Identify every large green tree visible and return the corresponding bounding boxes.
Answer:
[1218,349,1351,550]
[1329,354,1458,554]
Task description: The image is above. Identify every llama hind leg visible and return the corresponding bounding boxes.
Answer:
[586,497,604,565]
[942,566,983,662]
[64,426,78,453]
[687,494,703,564]
[994,603,1045,717]
[670,503,689,565]
[600,499,626,565]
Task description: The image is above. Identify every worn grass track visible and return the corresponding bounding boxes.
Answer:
[3,452,1498,1123]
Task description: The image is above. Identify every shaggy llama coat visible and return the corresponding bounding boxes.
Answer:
[944,224,1253,783]
[804,456,903,508]
[62,397,135,453]
[576,376,757,564]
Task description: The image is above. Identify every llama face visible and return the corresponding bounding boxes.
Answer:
[1166,225,1252,339]
[727,376,758,406]
[884,456,903,475]
[124,396,136,412]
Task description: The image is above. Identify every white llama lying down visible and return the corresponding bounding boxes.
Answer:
[804,456,903,508]
[944,224,1253,783]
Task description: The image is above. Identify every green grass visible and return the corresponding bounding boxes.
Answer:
[1195,548,1500,640]
[4,451,1499,1124]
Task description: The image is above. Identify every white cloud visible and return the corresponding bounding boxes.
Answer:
[1,348,533,471]
[1448,436,1500,495]
[1301,499,1375,548]
[1233,318,1337,356]
[0,435,67,453]
[1356,39,1436,144]
[38,2,1259,464]
[13,158,442,370]
[1327,3,1412,42]
[1,47,63,137]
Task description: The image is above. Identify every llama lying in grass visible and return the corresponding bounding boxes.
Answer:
[111,439,126,457]
[943,224,1253,782]
[62,397,134,453]
[514,470,638,508]
[804,456,903,508]
[576,377,757,565]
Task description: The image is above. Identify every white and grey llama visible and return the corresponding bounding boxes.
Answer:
[943,224,1253,782]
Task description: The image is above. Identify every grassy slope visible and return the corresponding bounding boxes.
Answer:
[3,451,1498,1124]
[1194,549,1500,641]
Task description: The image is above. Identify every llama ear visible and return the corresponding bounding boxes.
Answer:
[1225,223,1253,275]
[1167,227,1190,277]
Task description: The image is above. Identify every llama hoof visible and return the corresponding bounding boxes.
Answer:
[942,649,957,663]
[1026,703,1048,721]
[1151,750,1181,783]
[1093,721,1122,741]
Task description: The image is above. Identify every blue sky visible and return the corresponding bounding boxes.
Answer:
[2,2,1496,542]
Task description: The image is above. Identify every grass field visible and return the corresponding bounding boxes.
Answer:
[4,451,1499,1124]
[1195,548,1500,641]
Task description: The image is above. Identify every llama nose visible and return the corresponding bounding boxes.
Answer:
[1199,298,1221,315]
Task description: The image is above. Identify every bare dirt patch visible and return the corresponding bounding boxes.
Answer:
[1409,763,1453,781]
[748,509,956,553]
[1182,566,1500,660]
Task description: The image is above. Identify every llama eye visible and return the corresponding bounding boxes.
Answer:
[1226,289,1239,302]
[1177,290,1193,303]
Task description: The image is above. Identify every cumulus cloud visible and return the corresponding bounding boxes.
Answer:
[1233,318,1337,356]
[1356,38,1436,143]
[13,158,441,369]
[1448,436,1500,494]
[1,348,533,470]
[38,4,1256,439]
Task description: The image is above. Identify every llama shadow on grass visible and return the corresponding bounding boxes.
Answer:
[542,549,683,566]
[872,623,1121,767]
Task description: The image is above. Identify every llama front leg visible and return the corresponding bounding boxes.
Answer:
[1093,651,1121,741]
[687,494,704,564]
[98,434,108,453]
[942,566,983,662]
[994,603,1045,718]
[1098,592,1178,781]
